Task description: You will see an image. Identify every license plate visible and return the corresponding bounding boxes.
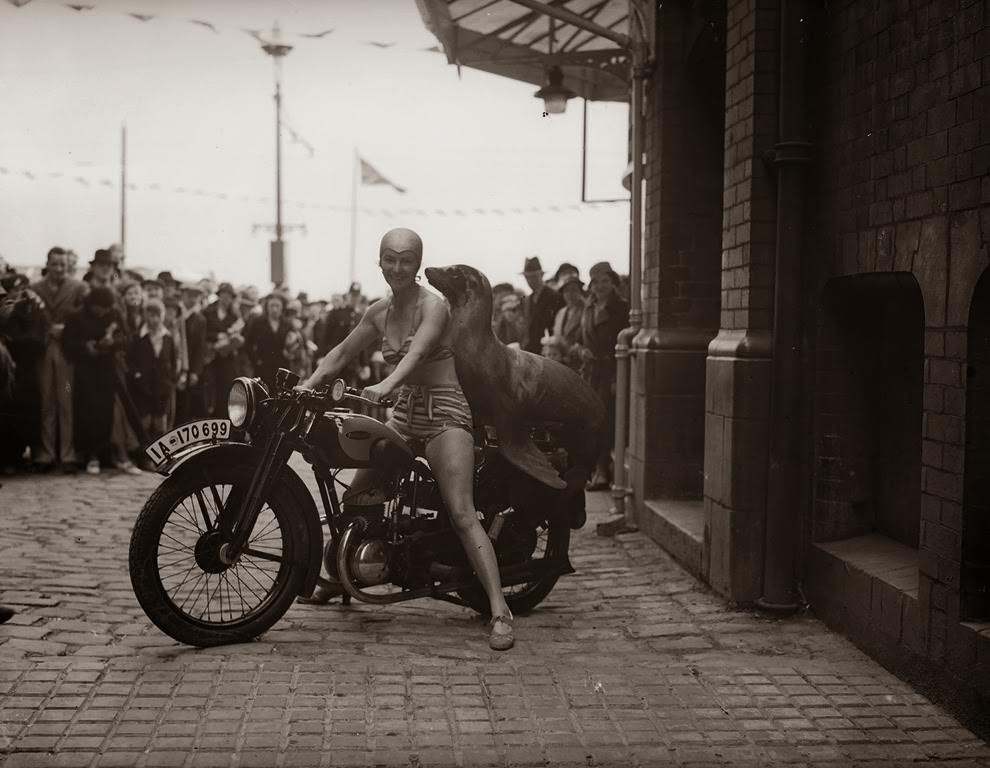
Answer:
[145,419,231,465]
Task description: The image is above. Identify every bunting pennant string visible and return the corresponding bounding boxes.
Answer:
[188,19,219,34]
[0,163,625,217]
[3,0,447,56]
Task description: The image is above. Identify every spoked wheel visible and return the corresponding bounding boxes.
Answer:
[129,462,308,647]
[458,510,570,616]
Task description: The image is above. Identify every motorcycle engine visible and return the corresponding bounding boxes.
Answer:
[347,538,391,587]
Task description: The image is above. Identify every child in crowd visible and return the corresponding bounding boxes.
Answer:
[127,299,178,441]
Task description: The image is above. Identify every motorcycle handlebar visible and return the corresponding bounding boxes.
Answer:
[342,387,395,410]
[290,384,394,411]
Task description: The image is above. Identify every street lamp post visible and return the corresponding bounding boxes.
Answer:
[261,24,293,286]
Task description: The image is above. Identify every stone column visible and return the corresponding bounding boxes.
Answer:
[629,0,724,508]
[703,0,780,602]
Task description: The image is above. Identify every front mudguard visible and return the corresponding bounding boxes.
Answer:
[162,441,323,599]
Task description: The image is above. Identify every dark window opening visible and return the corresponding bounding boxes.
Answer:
[813,273,925,547]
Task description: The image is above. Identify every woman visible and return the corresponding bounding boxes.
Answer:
[578,261,629,491]
[244,293,292,388]
[299,227,515,651]
[551,273,586,372]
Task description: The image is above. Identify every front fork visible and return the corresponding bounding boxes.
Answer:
[218,412,300,564]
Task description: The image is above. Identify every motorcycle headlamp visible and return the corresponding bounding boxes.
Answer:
[228,377,263,429]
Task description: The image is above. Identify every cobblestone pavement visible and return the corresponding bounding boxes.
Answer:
[1,467,989,767]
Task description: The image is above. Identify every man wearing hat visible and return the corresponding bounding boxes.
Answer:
[203,282,243,416]
[86,248,120,291]
[521,256,563,355]
[141,278,165,303]
[30,247,86,471]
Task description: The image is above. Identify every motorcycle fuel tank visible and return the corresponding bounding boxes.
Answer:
[306,413,414,469]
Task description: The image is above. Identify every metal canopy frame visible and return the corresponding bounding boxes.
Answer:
[415,0,643,102]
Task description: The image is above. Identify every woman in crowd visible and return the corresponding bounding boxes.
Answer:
[299,227,515,651]
[244,293,292,387]
[578,262,628,492]
[551,273,586,372]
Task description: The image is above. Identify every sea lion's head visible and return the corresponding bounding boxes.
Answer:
[424,264,492,316]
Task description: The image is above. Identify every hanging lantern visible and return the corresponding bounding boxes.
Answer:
[534,66,576,114]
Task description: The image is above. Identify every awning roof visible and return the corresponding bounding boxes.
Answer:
[415,0,632,103]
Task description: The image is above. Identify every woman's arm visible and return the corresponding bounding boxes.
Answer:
[302,302,382,388]
[366,297,446,397]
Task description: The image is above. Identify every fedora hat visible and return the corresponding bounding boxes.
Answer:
[521,256,544,275]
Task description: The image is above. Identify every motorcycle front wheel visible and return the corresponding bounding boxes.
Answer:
[129,462,308,647]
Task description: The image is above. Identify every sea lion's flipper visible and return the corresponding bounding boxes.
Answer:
[500,439,567,490]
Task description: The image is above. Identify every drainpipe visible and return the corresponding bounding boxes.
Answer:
[757,0,811,614]
[600,37,648,535]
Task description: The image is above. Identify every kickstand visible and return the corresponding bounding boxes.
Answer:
[341,593,351,605]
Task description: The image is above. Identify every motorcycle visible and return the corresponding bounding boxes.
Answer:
[128,368,581,647]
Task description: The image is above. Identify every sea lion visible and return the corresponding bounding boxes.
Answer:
[424,264,606,496]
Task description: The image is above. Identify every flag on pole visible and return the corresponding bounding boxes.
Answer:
[359,158,405,194]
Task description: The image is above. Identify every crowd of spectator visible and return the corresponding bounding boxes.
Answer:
[0,245,383,477]
[0,246,629,491]
[492,256,630,491]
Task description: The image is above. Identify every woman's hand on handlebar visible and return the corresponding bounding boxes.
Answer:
[360,382,393,405]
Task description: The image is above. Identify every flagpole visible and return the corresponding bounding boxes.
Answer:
[349,148,358,284]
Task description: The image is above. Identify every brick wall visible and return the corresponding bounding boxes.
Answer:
[806,0,990,686]
[641,3,724,333]
[719,0,778,332]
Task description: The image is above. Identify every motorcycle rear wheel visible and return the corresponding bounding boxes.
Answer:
[129,462,308,647]
[458,511,570,617]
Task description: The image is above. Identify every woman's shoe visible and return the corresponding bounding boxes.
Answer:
[85,459,101,476]
[488,614,514,651]
[296,583,343,605]
[116,461,144,476]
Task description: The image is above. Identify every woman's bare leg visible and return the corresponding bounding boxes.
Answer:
[425,429,512,623]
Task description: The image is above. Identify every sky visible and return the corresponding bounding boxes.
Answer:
[0,0,631,298]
